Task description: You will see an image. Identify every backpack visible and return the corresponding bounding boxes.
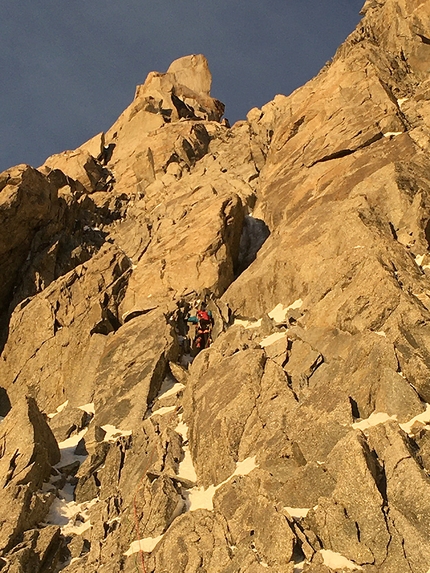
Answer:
[197,310,211,323]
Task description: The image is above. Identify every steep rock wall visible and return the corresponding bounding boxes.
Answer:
[1,4,430,572]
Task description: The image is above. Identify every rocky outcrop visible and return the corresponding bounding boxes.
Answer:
[0,397,60,569]
[0,244,132,412]
[2,4,430,571]
[0,165,57,315]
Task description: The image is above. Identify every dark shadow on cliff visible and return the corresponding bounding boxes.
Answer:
[0,196,116,355]
[0,387,11,417]
[235,215,270,277]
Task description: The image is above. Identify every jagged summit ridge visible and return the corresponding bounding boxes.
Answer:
[2,1,430,571]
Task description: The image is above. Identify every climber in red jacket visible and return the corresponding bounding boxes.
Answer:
[187,303,214,354]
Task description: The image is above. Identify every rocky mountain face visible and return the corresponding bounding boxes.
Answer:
[2,1,430,572]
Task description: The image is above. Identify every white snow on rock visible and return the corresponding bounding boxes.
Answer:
[177,445,198,482]
[260,331,287,348]
[185,456,258,512]
[352,407,430,436]
[124,535,164,556]
[416,252,430,270]
[415,254,425,267]
[383,131,403,138]
[175,415,258,513]
[184,484,218,511]
[175,414,198,482]
[399,404,430,435]
[320,550,363,570]
[175,416,189,440]
[268,299,303,323]
[284,507,311,519]
[46,483,97,536]
[101,424,132,442]
[232,456,258,477]
[397,97,409,108]
[352,412,397,431]
[57,428,88,467]
[150,405,176,418]
[47,400,69,419]
[353,245,365,249]
[158,376,185,399]
[375,331,386,337]
[233,318,262,329]
[46,426,98,537]
[78,403,95,414]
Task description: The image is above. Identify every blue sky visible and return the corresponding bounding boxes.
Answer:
[1,1,364,172]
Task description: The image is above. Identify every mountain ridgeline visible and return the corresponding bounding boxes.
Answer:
[1,1,430,572]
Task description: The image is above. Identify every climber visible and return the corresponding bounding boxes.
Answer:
[187,302,214,355]
[97,143,115,165]
[171,300,191,354]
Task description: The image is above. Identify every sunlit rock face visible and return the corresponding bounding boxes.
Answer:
[2,6,430,569]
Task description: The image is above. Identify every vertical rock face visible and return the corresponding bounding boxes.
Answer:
[0,165,58,315]
[2,5,430,570]
[0,397,60,556]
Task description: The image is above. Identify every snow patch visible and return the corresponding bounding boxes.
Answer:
[47,400,69,419]
[353,407,430,436]
[101,425,132,442]
[175,415,258,514]
[46,483,98,536]
[415,254,425,266]
[175,415,198,483]
[125,535,164,556]
[383,131,403,138]
[260,331,287,348]
[185,484,217,511]
[400,404,430,435]
[397,97,409,107]
[232,456,258,477]
[45,426,95,535]
[175,419,189,440]
[78,403,95,415]
[185,456,258,512]
[150,406,176,418]
[320,550,363,570]
[284,507,310,519]
[375,331,386,337]
[268,299,303,323]
[352,412,397,431]
[158,376,185,399]
[177,445,198,482]
[57,428,88,467]
[353,245,365,249]
[233,318,262,329]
